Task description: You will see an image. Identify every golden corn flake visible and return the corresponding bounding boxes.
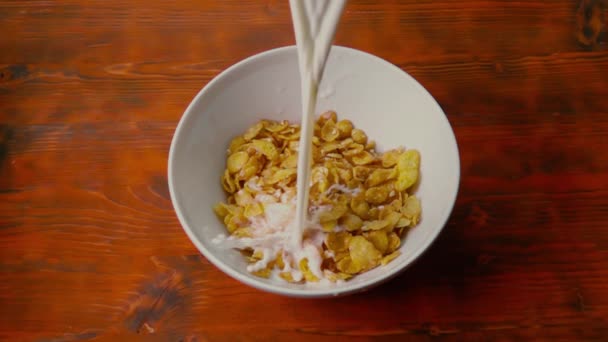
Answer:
[214,113,422,283]
[380,210,401,230]
[348,236,382,272]
[367,207,380,220]
[337,168,352,182]
[266,168,296,185]
[343,143,364,157]
[234,190,253,206]
[333,250,350,262]
[213,202,230,219]
[275,252,285,270]
[320,219,338,232]
[243,121,264,141]
[350,195,370,219]
[366,168,395,187]
[402,195,422,225]
[339,213,363,231]
[381,251,401,266]
[319,110,337,123]
[226,214,248,233]
[221,169,237,193]
[326,231,352,252]
[280,153,298,169]
[395,149,420,191]
[336,256,362,274]
[362,219,389,231]
[381,148,402,167]
[321,119,340,142]
[279,272,295,282]
[366,230,389,254]
[232,228,252,238]
[353,166,371,181]
[387,232,401,252]
[396,217,411,228]
[265,120,288,132]
[325,270,353,282]
[226,151,249,174]
[336,120,353,138]
[351,151,375,165]
[300,258,320,282]
[365,186,389,204]
[252,139,278,160]
[244,202,263,218]
[229,136,246,153]
[318,203,348,222]
[339,137,354,149]
[321,141,340,154]
[351,128,367,144]
[251,268,271,278]
[238,156,262,181]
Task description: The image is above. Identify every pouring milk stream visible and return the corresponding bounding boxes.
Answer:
[290,0,347,248]
[212,0,347,282]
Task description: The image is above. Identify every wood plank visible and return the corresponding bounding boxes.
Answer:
[1,0,608,340]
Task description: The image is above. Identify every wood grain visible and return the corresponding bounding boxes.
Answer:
[1,0,608,341]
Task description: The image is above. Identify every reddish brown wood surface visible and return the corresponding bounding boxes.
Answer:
[1,0,608,341]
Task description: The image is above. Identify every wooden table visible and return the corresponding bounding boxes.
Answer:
[1,0,607,341]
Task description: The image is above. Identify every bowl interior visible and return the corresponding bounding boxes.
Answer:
[169,46,460,297]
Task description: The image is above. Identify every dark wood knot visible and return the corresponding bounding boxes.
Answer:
[0,65,29,82]
[576,0,606,47]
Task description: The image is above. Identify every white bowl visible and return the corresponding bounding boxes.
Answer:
[168,46,460,298]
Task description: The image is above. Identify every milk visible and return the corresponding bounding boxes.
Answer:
[290,0,346,247]
[213,0,346,282]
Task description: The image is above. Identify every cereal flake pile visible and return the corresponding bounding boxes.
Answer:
[213,111,421,283]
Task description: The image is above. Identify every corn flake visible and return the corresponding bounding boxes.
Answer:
[213,204,230,222]
[325,270,353,282]
[339,213,363,231]
[336,120,353,138]
[366,168,395,187]
[395,149,420,191]
[279,272,295,282]
[229,136,246,154]
[265,120,288,132]
[321,119,340,142]
[351,128,368,144]
[350,196,370,219]
[252,139,279,161]
[343,143,364,156]
[381,149,402,167]
[280,154,298,169]
[321,219,338,232]
[348,236,382,272]
[319,203,348,222]
[266,168,296,185]
[387,232,401,252]
[244,202,263,218]
[319,110,337,124]
[402,195,421,225]
[381,251,401,266]
[221,169,237,193]
[232,227,252,238]
[352,151,375,165]
[336,256,362,274]
[326,231,352,252]
[300,258,320,282]
[243,122,264,141]
[366,230,389,254]
[251,268,271,278]
[365,186,389,204]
